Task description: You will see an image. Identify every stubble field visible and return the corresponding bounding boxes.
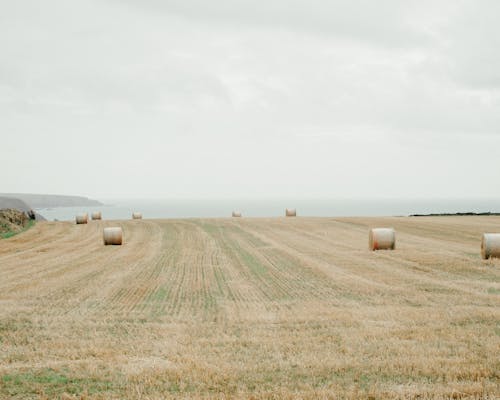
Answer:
[0,216,499,399]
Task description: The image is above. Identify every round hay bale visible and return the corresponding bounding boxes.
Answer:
[91,211,102,220]
[75,213,88,224]
[132,212,142,220]
[285,208,296,217]
[103,227,123,245]
[481,233,500,259]
[232,211,242,217]
[369,228,395,251]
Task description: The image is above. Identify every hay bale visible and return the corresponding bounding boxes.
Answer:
[481,233,500,259]
[232,211,242,217]
[91,211,102,220]
[285,208,296,217]
[132,212,142,220]
[369,228,395,251]
[75,213,88,224]
[103,227,123,245]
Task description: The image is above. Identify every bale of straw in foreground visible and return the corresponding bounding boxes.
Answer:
[91,211,102,220]
[481,233,500,259]
[132,212,142,219]
[75,214,88,224]
[232,211,242,217]
[103,227,123,245]
[369,228,395,251]
[285,208,296,217]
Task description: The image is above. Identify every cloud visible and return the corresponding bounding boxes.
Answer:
[114,0,439,48]
[0,0,499,198]
[437,0,500,90]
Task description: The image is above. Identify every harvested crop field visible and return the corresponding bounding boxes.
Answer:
[0,217,499,399]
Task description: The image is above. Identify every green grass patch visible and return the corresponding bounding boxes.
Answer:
[0,220,36,240]
[235,245,269,277]
[148,286,169,303]
[196,222,269,278]
[0,368,120,399]
[228,225,270,248]
[0,231,16,239]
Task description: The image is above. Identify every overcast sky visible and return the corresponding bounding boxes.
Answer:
[1,1,499,199]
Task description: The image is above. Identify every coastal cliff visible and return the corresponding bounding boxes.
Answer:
[0,193,103,208]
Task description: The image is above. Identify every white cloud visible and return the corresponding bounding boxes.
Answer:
[0,0,499,198]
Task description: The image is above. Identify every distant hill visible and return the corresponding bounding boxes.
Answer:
[0,196,46,220]
[0,196,32,212]
[0,193,103,208]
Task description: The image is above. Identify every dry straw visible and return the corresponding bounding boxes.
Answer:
[232,211,242,217]
[75,214,88,224]
[285,208,296,217]
[369,228,395,251]
[132,212,142,220]
[481,233,500,259]
[103,227,123,245]
[91,211,102,220]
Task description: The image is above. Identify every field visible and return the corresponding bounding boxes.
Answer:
[0,216,499,399]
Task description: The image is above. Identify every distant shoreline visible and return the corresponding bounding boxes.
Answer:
[410,212,500,217]
[34,199,500,221]
[0,193,103,209]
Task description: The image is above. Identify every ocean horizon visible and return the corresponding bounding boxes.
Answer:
[36,198,500,221]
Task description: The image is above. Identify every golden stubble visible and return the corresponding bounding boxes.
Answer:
[0,216,499,399]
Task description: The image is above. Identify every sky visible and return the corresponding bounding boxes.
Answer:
[1,0,499,200]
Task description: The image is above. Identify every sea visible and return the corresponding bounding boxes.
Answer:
[36,198,500,221]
